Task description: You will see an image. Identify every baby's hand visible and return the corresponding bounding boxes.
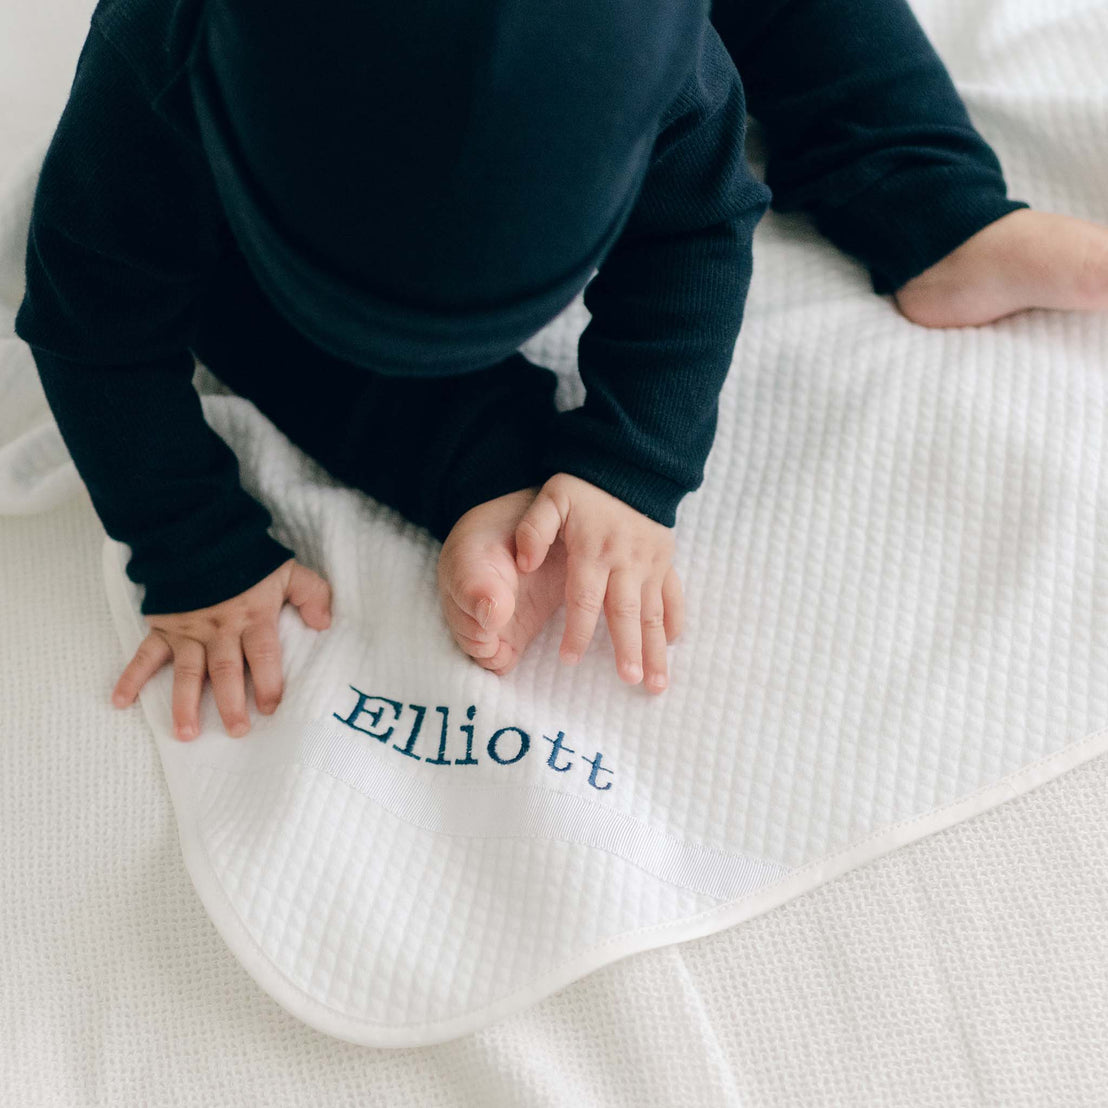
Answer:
[514,473,683,692]
[111,558,332,741]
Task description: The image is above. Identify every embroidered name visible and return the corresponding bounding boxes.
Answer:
[332,685,614,791]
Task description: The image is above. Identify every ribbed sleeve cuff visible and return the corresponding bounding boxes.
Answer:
[815,165,1029,295]
[137,523,293,615]
[540,436,688,528]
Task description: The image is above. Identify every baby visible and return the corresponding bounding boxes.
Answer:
[16,0,1108,743]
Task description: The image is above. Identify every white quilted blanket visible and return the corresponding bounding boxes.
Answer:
[4,0,1108,1088]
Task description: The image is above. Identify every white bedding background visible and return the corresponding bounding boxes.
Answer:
[4,0,1108,1103]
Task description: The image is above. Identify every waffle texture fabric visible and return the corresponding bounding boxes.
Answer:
[17,105,1108,1051]
[7,489,1108,1103]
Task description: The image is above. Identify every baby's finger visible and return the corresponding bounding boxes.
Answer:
[641,581,670,693]
[662,565,684,642]
[561,556,609,664]
[515,490,563,573]
[604,569,644,685]
[242,622,284,715]
[171,638,207,742]
[451,629,501,661]
[112,631,172,708]
[287,562,333,631]
[207,635,250,737]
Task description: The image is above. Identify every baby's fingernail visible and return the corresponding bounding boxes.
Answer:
[229,722,250,738]
[476,598,493,629]
[111,692,127,708]
[625,664,643,683]
[562,650,580,665]
[177,725,197,742]
[648,674,667,691]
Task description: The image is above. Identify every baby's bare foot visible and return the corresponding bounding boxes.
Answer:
[894,210,1108,328]
[437,488,567,675]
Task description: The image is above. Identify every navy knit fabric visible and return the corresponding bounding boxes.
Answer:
[188,0,707,375]
[15,0,1025,614]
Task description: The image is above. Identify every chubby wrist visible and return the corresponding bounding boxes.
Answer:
[539,446,687,528]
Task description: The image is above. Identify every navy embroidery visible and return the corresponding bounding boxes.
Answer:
[333,686,615,790]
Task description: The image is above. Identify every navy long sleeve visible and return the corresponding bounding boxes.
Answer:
[543,26,769,523]
[19,24,295,614]
[709,0,1027,292]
